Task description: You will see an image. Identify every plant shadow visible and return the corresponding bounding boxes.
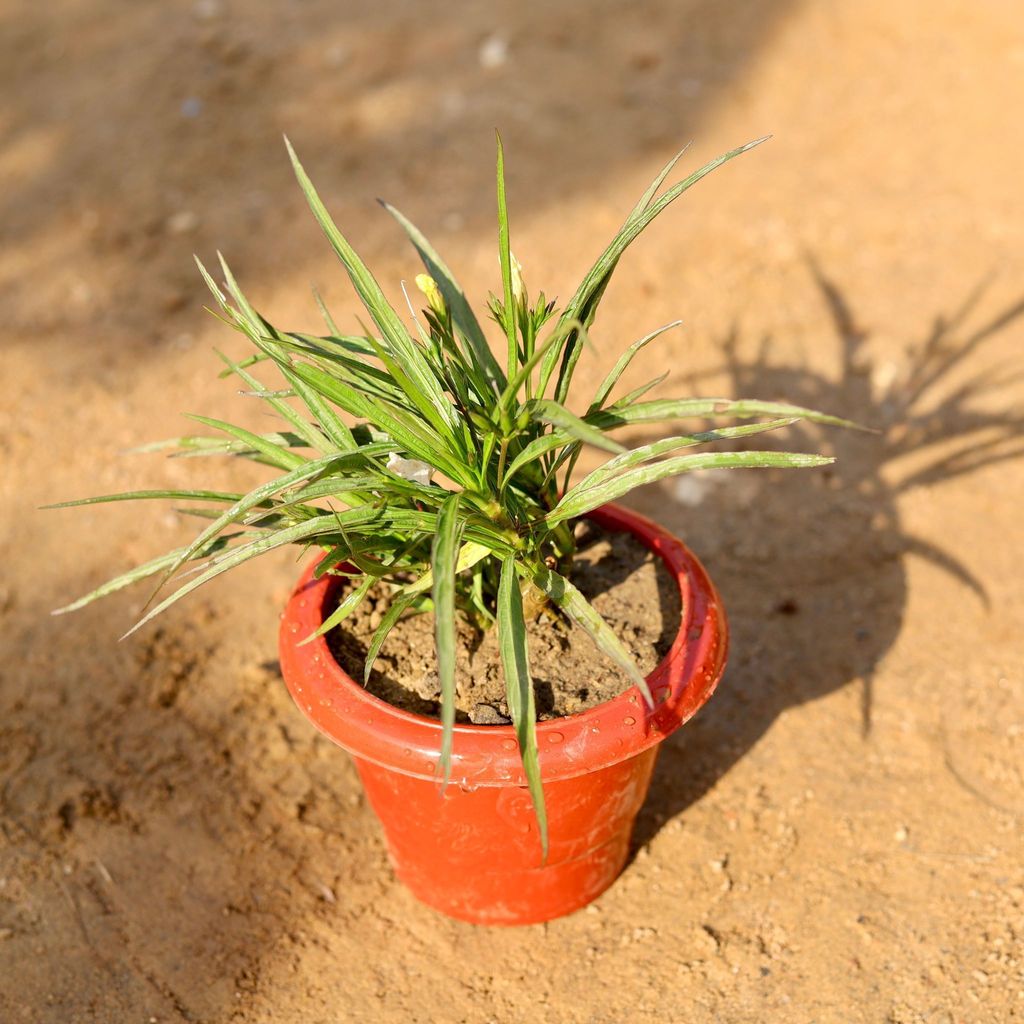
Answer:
[625,262,1024,854]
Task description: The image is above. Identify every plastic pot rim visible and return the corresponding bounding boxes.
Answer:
[279,502,728,787]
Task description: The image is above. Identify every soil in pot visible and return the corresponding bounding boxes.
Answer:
[326,522,682,723]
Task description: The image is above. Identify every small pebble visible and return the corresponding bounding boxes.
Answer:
[324,43,348,68]
[478,34,508,69]
[469,703,511,725]
[193,0,223,19]
[673,474,710,507]
[166,210,199,235]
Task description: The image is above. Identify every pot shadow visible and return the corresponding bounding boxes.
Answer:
[624,262,1024,854]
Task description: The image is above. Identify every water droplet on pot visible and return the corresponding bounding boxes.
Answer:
[546,731,564,745]
[402,748,413,757]
[319,698,332,708]
[590,725,601,734]
[305,704,313,712]
[623,716,636,727]
[288,623,299,634]
[298,598,307,609]
[424,761,435,773]
[519,822,532,834]
[501,739,517,751]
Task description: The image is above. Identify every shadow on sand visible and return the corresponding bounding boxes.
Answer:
[628,262,1024,852]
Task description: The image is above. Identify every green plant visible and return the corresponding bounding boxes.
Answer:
[49,136,854,853]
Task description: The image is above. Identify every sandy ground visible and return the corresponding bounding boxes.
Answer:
[2,0,1023,1020]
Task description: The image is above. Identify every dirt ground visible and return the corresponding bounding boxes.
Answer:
[2,0,1023,1021]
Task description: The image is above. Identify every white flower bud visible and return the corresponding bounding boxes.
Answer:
[387,453,433,486]
[510,252,525,304]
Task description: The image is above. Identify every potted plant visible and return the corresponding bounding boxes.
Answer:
[50,136,853,925]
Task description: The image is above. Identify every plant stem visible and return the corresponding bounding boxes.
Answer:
[496,437,509,491]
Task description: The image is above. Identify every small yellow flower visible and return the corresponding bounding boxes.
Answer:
[415,273,446,316]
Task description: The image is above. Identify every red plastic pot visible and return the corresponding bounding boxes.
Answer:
[279,503,727,926]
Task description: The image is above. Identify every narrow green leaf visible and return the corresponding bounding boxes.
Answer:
[432,492,465,787]
[498,318,583,414]
[121,507,391,639]
[572,418,798,493]
[498,557,547,859]
[129,431,310,459]
[500,431,569,490]
[278,362,357,451]
[607,371,670,410]
[527,399,626,455]
[495,133,518,376]
[286,361,471,484]
[362,587,419,684]
[380,200,506,394]
[215,348,335,455]
[585,397,868,432]
[185,414,307,470]
[626,143,692,220]
[555,138,770,403]
[312,286,341,335]
[194,254,230,312]
[284,137,458,437]
[158,453,358,596]
[562,138,770,333]
[363,332,461,446]
[550,450,835,524]
[402,540,493,597]
[299,572,374,645]
[530,564,653,706]
[52,535,243,615]
[42,489,246,510]
[284,329,380,361]
[590,320,682,410]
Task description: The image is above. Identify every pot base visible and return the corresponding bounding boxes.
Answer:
[356,748,658,926]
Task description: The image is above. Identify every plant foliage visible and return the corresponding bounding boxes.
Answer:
[50,136,855,855]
